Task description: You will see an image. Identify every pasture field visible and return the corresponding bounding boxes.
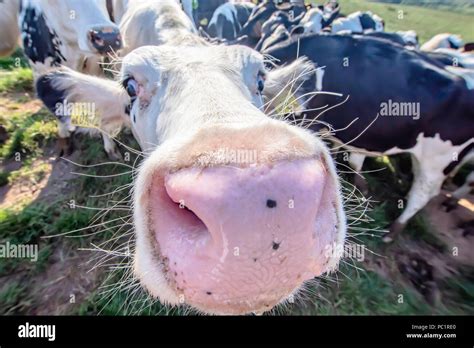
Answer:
[0,2,473,316]
[338,0,474,43]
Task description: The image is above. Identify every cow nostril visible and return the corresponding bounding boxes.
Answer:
[88,29,122,53]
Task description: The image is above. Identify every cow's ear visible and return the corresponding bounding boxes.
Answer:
[36,67,129,125]
[263,57,316,114]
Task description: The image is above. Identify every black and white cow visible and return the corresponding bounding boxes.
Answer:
[19,0,123,158]
[254,10,303,51]
[207,1,256,41]
[35,0,346,315]
[19,0,122,73]
[364,30,419,49]
[0,0,20,56]
[254,11,415,53]
[299,9,384,35]
[238,0,308,48]
[264,33,474,241]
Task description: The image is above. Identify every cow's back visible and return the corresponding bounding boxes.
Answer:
[266,34,474,152]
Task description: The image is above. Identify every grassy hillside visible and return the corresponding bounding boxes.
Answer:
[373,0,474,15]
[338,0,474,43]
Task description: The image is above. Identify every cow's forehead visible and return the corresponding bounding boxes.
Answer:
[122,45,265,78]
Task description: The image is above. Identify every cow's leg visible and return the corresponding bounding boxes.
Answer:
[57,116,76,156]
[349,152,368,194]
[100,118,123,161]
[383,154,446,243]
[442,171,474,211]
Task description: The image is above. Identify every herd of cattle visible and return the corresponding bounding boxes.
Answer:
[0,0,473,314]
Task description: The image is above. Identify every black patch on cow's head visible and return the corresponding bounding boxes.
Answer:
[20,5,66,66]
[359,12,376,31]
[36,73,68,118]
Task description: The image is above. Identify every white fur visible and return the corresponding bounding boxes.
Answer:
[445,66,474,89]
[396,30,419,48]
[436,48,474,70]
[0,0,20,56]
[118,0,198,56]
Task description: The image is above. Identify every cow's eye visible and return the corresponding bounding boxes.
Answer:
[257,74,265,93]
[123,77,138,98]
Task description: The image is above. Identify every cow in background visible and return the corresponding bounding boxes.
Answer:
[0,0,20,56]
[18,0,122,158]
[264,33,474,242]
[207,1,256,41]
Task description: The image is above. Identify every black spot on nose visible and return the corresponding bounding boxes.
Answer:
[266,199,277,208]
[272,242,280,250]
[206,291,212,295]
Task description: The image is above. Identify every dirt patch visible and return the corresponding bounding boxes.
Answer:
[0,93,42,116]
[29,242,102,315]
[364,191,474,306]
[426,191,474,267]
[0,148,80,209]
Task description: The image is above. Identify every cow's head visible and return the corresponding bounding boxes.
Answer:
[36,43,346,315]
[20,0,122,57]
[359,11,384,32]
[239,0,306,46]
[255,11,299,52]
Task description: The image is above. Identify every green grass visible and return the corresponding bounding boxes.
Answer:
[337,0,474,43]
[295,264,473,315]
[0,108,57,159]
[0,282,30,315]
[0,48,29,71]
[0,68,33,93]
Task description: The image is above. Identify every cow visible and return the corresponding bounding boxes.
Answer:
[421,33,464,52]
[180,0,227,30]
[363,31,419,48]
[207,1,256,41]
[117,0,199,57]
[238,0,308,48]
[264,33,474,242]
[296,6,340,35]
[433,48,474,70]
[254,11,303,52]
[0,0,20,56]
[19,0,123,158]
[315,11,385,34]
[19,0,122,73]
[254,13,414,54]
[34,0,347,315]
